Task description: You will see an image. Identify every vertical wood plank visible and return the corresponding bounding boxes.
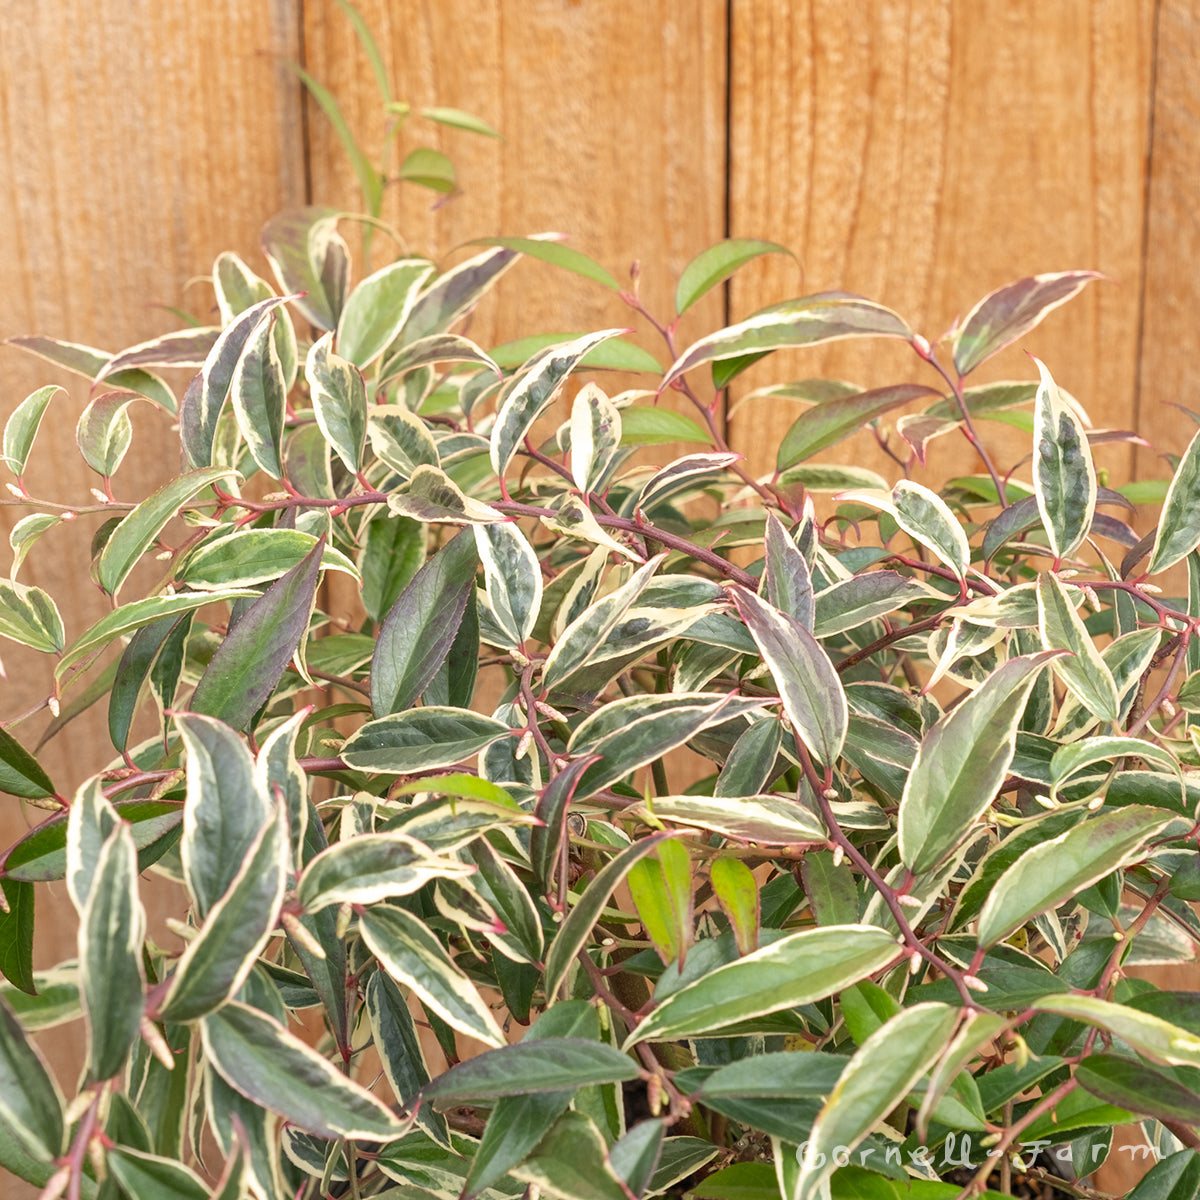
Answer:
[726,0,1155,493]
[0,0,307,1129]
[301,0,729,393]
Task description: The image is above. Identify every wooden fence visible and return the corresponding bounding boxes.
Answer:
[0,0,1195,1189]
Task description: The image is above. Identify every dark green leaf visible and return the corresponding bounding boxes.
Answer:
[510,1110,631,1200]
[190,537,324,730]
[1076,1053,1200,1123]
[342,707,510,773]
[201,1001,402,1140]
[0,996,63,1161]
[1126,1148,1200,1200]
[0,726,55,801]
[0,881,34,994]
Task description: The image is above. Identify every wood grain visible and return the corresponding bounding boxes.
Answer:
[0,0,307,1147]
[726,0,1156,497]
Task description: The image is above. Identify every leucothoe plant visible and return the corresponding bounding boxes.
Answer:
[2,212,1200,1200]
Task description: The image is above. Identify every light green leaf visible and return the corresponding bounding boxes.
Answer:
[629,794,825,846]
[952,272,1102,376]
[619,405,712,446]
[0,996,64,1162]
[1050,735,1180,795]
[976,805,1173,946]
[511,1110,631,1200]
[629,839,693,966]
[491,329,629,481]
[797,1004,960,1200]
[898,653,1059,875]
[628,925,899,1046]
[97,466,234,596]
[55,590,254,680]
[0,580,63,654]
[662,294,912,390]
[675,239,793,315]
[1037,571,1120,721]
[398,146,456,192]
[158,804,288,1022]
[1033,994,1200,1068]
[79,825,145,1080]
[359,906,506,1047]
[710,857,760,956]
[421,105,502,137]
[2,386,59,477]
[472,236,619,291]
[201,1001,403,1140]
[337,258,435,367]
[306,332,368,473]
[1032,356,1096,561]
[342,707,510,773]
[1149,424,1200,575]
[297,832,472,912]
[474,522,542,648]
[730,586,847,766]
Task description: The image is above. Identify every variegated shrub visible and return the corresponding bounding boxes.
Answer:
[3,219,1200,1200]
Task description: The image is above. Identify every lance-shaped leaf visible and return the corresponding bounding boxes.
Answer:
[55,589,253,680]
[8,512,58,579]
[97,466,234,596]
[898,653,1059,875]
[108,611,190,753]
[619,406,711,445]
[422,1038,639,1104]
[676,239,793,315]
[544,834,671,1000]
[182,528,357,590]
[177,714,273,920]
[336,258,435,367]
[610,1120,666,1199]
[530,756,598,895]
[106,1146,210,1199]
[977,805,1173,947]
[952,271,1103,376]
[387,463,505,525]
[511,1110,632,1200]
[475,522,542,649]
[1149,425,1200,575]
[0,996,64,1162]
[776,383,935,470]
[469,838,545,963]
[202,1001,402,1140]
[361,514,425,626]
[730,586,847,766]
[379,333,501,385]
[190,537,324,730]
[629,795,826,846]
[1032,995,1200,1068]
[710,857,759,956]
[568,693,764,797]
[100,329,220,385]
[65,779,120,913]
[2,386,59,478]
[297,831,472,912]
[79,825,145,1080]
[180,296,288,468]
[628,925,899,1046]
[306,332,368,474]
[1032,356,1096,561]
[228,311,287,477]
[629,839,693,967]
[540,495,640,562]
[0,725,55,802]
[1037,571,1120,721]
[570,383,623,494]
[812,571,937,639]
[715,718,783,799]
[255,711,308,867]
[637,452,741,513]
[372,530,477,717]
[368,404,440,479]
[763,511,814,629]
[0,580,63,655]
[542,554,665,690]
[401,244,522,344]
[365,971,448,1146]
[342,708,510,773]
[158,804,288,1023]
[490,329,628,481]
[1050,735,1180,798]
[0,880,33,994]
[260,207,347,331]
[662,293,912,390]
[796,1004,960,1200]
[471,235,619,291]
[838,481,971,580]
[359,905,506,1047]
[1075,1054,1200,1124]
